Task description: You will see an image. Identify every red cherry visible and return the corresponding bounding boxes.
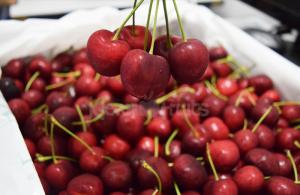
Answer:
[126,149,152,170]
[281,105,300,122]
[233,129,258,153]
[8,98,30,124]
[251,101,279,126]
[37,135,66,156]
[223,105,245,131]
[261,89,281,102]
[203,178,238,195]
[46,91,73,112]
[31,77,46,92]
[210,62,232,77]
[216,78,239,96]
[249,74,273,95]
[163,140,182,161]
[72,48,89,64]
[22,113,46,141]
[209,46,228,61]
[209,140,240,171]
[40,177,50,195]
[52,106,78,133]
[202,95,227,117]
[228,91,257,112]
[120,49,170,100]
[255,124,275,150]
[28,55,52,79]
[154,35,181,59]
[24,138,36,158]
[73,63,96,78]
[203,117,229,140]
[34,161,46,178]
[106,76,126,97]
[192,82,207,102]
[96,90,114,104]
[276,128,300,151]
[68,131,97,158]
[146,117,171,139]
[75,75,101,96]
[22,89,45,108]
[79,146,107,173]
[277,117,289,129]
[14,79,24,91]
[273,153,292,176]
[119,25,152,49]
[171,109,200,137]
[74,96,92,114]
[201,64,214,80]
[182,191,200,195]
[265,176,300,195]
[87,29,130,76]
[103,134,131,160]
[169,39,209,83]
[137,136,156,155]
[67,174,103,195]
[51,52,72,72]
[123,93,140,104]
[2,58,25,78]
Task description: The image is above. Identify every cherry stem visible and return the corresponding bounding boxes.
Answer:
[53,71,80,78]
[294,124,300,130]
[235,88,256,107]
[46,79,73,91]
[286,150,299,184]
[152,189,159,195]
[196,156,204,161]
[132,0,137,33]
[294,140,300,149]
[32,104,48,115]
[144,0,154,51]
[144,109,153,125]
[165,129,178,156]
[264,176,271,180]
[155,86,195,104]
[72,111,104,125]
[49,122,57,164]
[251,106,272,133]
[112,0,145,41]
[206,143,219,181]
[94,73,101,81]
[182,107,200,138]
[110,102,131,112]
[172,0,186,42]
[168,162,174,167]
[103,155,114,162]
[174,182,181,195]
[243,119,248,130]
[25,71,40,91]
[273,101,300,107]
[142,160,162,193]
[162,0,172,48]
[50,116,94,154]
[36,153,76,162]
[75,105,87,132]
[43,109,49,136]
[149,0,160,55]
[154,136,159,158]
[204,80,228,101]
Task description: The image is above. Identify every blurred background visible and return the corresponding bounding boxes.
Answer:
[0,0,299,64]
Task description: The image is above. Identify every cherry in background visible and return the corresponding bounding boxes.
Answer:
[119,25,152,50]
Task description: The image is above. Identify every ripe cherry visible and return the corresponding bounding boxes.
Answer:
[103,134,131,160]
[51,52,72,72]
[74,96,92,115]
[75,75,101,96]
[28,55,52,79]
[216,78,239,96]
[281,105,300,122]
[8,98,30,124]
[255,124,275,150]
[106,76,126,97]
[73,63,96,78]
[46,91,73,112]
[31,77,46,92]
[274,153,292,176]
[234,129,258,153]
[202,95,227,117]
[203,178,238,195]
[265,176,300,195]
[146,117,171,139]
[68,131,97,158]
[119,25,152,50]
[79,146,107,173]
[2,58,25,78]
[223,105,245,131]
[24,138,36,158]
[192,82,207,102]
[209,46,228,61]
[37,135,66,156]
[248,74,273,95]
[52,106,78,133]
[126,149,152,170]
[22,89,45,108]
[154,35,181,59]
[67,174,103,195]
[22,113,46,141]
[210,62,232,78]
[203,117,229,140]
[276,128,300,152]
[72,48,89,64]
[171,109,200,137]
[0,77,21,100]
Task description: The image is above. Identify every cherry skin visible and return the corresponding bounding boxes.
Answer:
[34,161,46,178]
[139,189,164,195]
[28,55,52,79]
[14,79,24,92]
[136,136,162,156]
[201,64,214,80]
[248,74,273,95]
[2,58,25,78]
[46,91,73,112]
[209,46,228,61]
[101,160,133,190]
[261,89,281,102]
[203,117,229,140]
[192,82,208,102]
[67,174,103,195]
[255,124,275,150]
[265,176,300,195]
[223,105,245,131]
[52,106,78,133]
[228,90,258,112]
[154,35,181,59]
[182,191,200,195]
[37,135,66,156]
[171,109,200,137]
[120,49,170,100]
[233,129,258,153]
[210,62,232,77]
[119,25,152,50]
[106,76,126,97]
[75,75,101,96]
[281,105,300,122]
[164,140,182,162]
[233,165,264,192]
[68,131,97,158]
[74,96,92,115]
[24,138,36,158]
[8,98,30,124]
[126,149,152,170]
[123,93,140,104]
[251,101,279,126]
[0,77,21,100]
[276,128,300,152]
[103,134,131,160]
[202,95,227,117]
[87,29,130,76]
[169,39,209,83]
[40,177,50,195]
[216,78,239,96]
[45,160,76,190]
[79,146,107,173]
[273,153,292,176]
[96,90,114,104]
[72,48,89,64]
[209,140,240,171]
[277,117,289,129]
[73,63,96,77]
[30,77,46,92]
[173,154,207,190]
[51,52,72,72]
[203,178,238,195]
[146,117,171,139]
[22,89,45,108]
[22,113,46,141]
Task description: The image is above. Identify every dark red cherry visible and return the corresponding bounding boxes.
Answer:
[119,25,152,49]
[169,39,209,83]
[79,146,107,173]
[73,63,96,77]
[210,62,232,77]
[228,91,257,112]
[67,174,103,195]
[103,134,131,160]
[248,74,273,95]
[154,35,181,59]
[2,58,24,78]
[126,149,152,170]
[106,76,126,97]
[87,29,130,76]
[203,178,238,195]
[281,105,300,122]
[192,82,207,102]
[203,117,229,140]
[52,106,78,133]
[0,77,21,100]
[182,191,200,195]
[75,75,101,96]
[265,176,300,195]
[202,95,227,117]
[171,109,200,137]
[277,117,289,129]
[146,117,171,139]
[223,105,245,131]
[164,140,182,161]
[74,96,92,114]
[24,138,36,158]
[273,153,292,176]
[51,52,72,72]
[233,129,258,153]
[28,55,52,79]
[8,98,30,124]
[46,91,73,112]
[22,89,45,108]
[73,48,89,64]
[31,77,46,92]
[209,46,228,61]
[251,101,279,126]
[276,128,300,151]
[37,135,66,156]
[255,124,275,150]
[68,131,97,158]
[96,90,114,104]
[22,113,46,141]
[261,89,281,102]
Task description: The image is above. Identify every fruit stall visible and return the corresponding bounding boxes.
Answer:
[0,1,300,195]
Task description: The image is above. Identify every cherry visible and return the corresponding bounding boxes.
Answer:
[28,55,52,79]
[0,77,21,100]
[233,165,264,192]
[173,154,207,190]
[101,160,133,190]
[169,39,209,83]
[146,117,171,139]
[67,174,103,195]
[251,101,279,126]
[282,105,300,122]
[137,136,157,155]
[248,74,273,95]
[74,63,96,77]
[223,105,245,131]
[203,117,229,140]
[52,106,78,133]
[164,140,182,161]
[274,153,292,176]
[37,135,66,156]
[80,146,107,173]
[137,156,173,191]
[106,76,126,97]
[22,113,46,141]
[72,48,89,64]
[228,90,257,112]
[51,52,72,72]
[8,98,30,124]
[192,82,207,102]
[2,58,25,78]
[171,109,200,137]
[45,160,76,190]
[277,117,289,129]
[24,138,36,158]
[22,89,45,108]
[117,105,146,142]
[103,134,131,160]
[68,131,97,158]
[234,129,258,154]
[119,25,152,49]
[123,93,140,104]
[75,75,101,96]
[276,128,300,151]
[261,89,281,102]
[210,62,232,77]
[34,161,46,178]
[97,90,114,104]
[74,96,92,115]
[203,178,238,195]
[40,177,51,195]
[46,91,73,112]
[109,192,126,195]
[87,29,130,76]
[14,79,24,91]
[209,46,228,61]
[120,49,170,100]
[255,124,275,149]
[201,64,214,80]
[216,78,238,96]
[126,149,152,170]
[209,140,240,171]
[265,176,300,195]
[202,95,227,117]
[31,77,46,92]
[154,35,181,59]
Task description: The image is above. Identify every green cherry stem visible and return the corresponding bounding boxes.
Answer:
[50,116,94,154]
[294,140,300,149]
[53,71,81,78]
[144,109,153,125]
[286,150,300,184]
[251,106,272,133]
[45,79,74,91]
[144,0,154,51]
[112,0,145,41]
[25,71,40,91]
[172,0,186,42]
[243,119,248,130]
[204,80,228,101]
[165,129,178,156]
[73,111,105,125]
[142,160,162,193]
[206,143,219,181]
[132,0,138,33]
[152,189,159,195]
[182,107,200,138]
[103,155,114,162]
[75,105,87,132]
[149,0,160,55]
[36,153,76,162]
[162,0,172,48]
[155,86,195,105]
[174,182,182,195]
[32,104,48,115]
[154,136,159,158]
[50,122,57,164]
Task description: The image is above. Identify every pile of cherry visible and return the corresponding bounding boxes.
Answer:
[1,44,300,195]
